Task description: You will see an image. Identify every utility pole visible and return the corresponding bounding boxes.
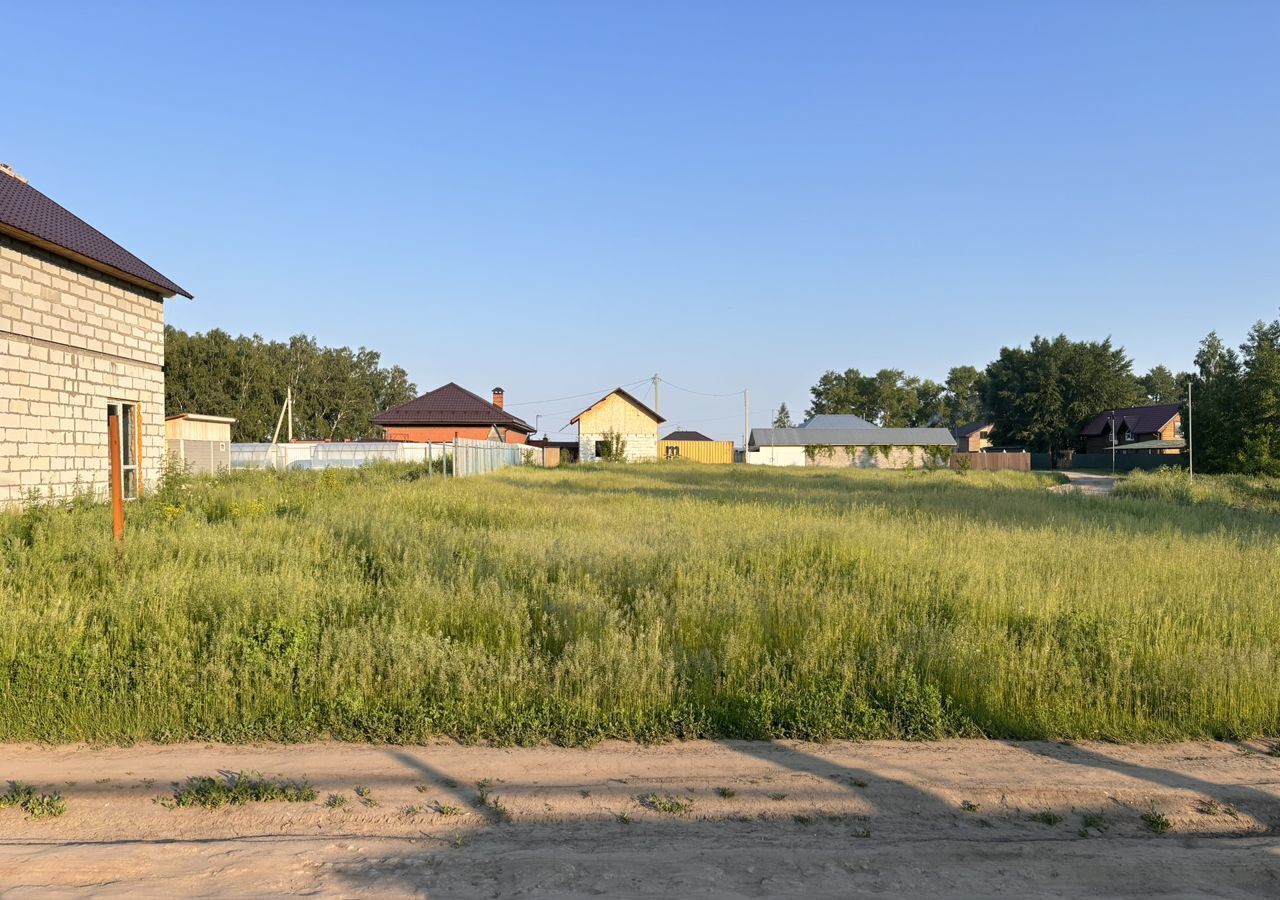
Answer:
[1110,410,1116,475]
[743,388,750,462]
[652,373,660,414]
[286,385,293,443]
[1187,380,1194,481]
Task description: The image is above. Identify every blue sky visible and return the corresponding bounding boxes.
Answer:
[5,1,1277,440]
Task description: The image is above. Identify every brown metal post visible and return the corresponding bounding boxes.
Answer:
[107,411,125,543]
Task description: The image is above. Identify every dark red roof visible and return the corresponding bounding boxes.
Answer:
[663,430,713,441]
[1081,403,1180,437]
[0,169,191,298]
[570,388,666,425]
[372,382,534,432]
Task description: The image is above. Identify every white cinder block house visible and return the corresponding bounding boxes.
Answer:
[571,387,665,462]
[747,414,956,468]
[0,164,191,506]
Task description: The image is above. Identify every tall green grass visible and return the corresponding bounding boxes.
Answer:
[1,463,1277,744]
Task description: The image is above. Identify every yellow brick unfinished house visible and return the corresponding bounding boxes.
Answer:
[571,387,665,462]
[0,164,191,505]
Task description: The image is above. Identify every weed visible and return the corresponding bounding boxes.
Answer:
[325,793,349,809]
[489,797,512,823]
[1194,798,1238,818]
[165,772,317,809]
[793,814,813,826]
[435,803,463,816]
[642,793,694,815]
[579,789,591,798]
[850,779,868,788]
[715,787,736,799]
[851,827,872,838]
[1,782,65,819]
[415,784,429,794]
[23,792,66,820]
[1080,811,1109,833]
[354,785,377,808]
[960,800,981,812]
[616,810,632,824]
[0,781,34,809]
[475,779,493,806]
[1028,809,1063,826]
[1142,805,1172,834]
[768,793,787,801]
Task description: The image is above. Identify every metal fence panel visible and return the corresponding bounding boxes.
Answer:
[231,440,543,476]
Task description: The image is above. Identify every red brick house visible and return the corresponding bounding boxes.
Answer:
[1080,403,1183,455]
[372,383,534,444]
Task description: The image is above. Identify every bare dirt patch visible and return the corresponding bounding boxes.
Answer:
[0,739,1277,897]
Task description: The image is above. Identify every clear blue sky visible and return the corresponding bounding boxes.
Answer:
[5,1,1277,440]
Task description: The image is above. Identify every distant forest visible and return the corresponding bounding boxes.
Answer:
[163,327,417,443]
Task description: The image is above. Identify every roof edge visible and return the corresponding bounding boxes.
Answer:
[0,220,192,299]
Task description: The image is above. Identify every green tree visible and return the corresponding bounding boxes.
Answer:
[984,335,1141,460]
[942,365,986,429]
[807,368,942,426]
[1138,365,1180,404]
[772,403,793,428]
[1187,331,1244,473]
[1235,317,1280,475]
[164,327,416,443]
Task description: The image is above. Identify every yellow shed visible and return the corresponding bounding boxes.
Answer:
[659,430,734,464]
[571,388,665,462]
[165,413,236,474]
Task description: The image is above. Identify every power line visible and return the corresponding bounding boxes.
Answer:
[505,378,651,407]
[657,376,745,398]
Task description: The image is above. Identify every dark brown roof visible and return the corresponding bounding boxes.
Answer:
[570,388,666,425]
[953,421,994,438]
[1081,403,1180,437]
[372,382,534,432]
[0,169,191,298]
[662,430,713,441]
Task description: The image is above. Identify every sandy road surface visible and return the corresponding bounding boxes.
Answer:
[1055,471,1119,495]
[0,739,1277,898]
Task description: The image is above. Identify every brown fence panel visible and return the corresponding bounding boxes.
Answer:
[950,451,1030,471]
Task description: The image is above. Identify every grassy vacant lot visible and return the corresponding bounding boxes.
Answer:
[1,463,1277,745]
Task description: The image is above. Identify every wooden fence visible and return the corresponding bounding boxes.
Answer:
[950,451,1030,472]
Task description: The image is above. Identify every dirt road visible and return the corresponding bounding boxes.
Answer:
[1,739,1277,898]
[1055,471,1119,495]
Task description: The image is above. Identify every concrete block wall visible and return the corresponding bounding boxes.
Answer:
[0,233,166,506]
[579,432,659,463]
[805,446,948,469]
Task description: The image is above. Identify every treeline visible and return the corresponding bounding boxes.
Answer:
[164,327,417,443]
[805,312,1280,474]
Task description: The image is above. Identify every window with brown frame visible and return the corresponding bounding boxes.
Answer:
[107,402,141,499]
